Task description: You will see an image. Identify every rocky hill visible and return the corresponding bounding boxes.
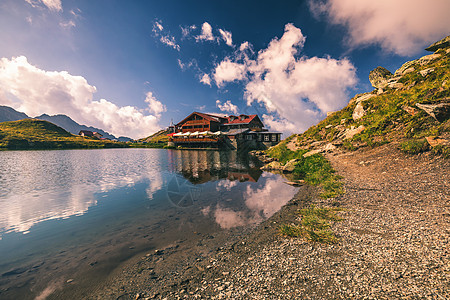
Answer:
[281,35,450,159]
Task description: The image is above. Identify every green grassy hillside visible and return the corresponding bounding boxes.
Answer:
[286,41,450,158]
[0,119,127,150]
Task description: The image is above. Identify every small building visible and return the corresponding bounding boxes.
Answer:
[169,111,282,150]
[92,132,103,139]
[79,130,94,137]
[79,130,103,139]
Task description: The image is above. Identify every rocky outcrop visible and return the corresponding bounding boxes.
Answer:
[344,125,365,140]
[349,93,375,105]
[352,102,366,120]
[282,159,299,173]
[419,67,435,77]
[261,161,283,171]
[395,60,416,76]
[416,102,450,122]
[425,35,450,52]
[369,67,393,89]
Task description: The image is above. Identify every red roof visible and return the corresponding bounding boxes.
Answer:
[225,114,260,125]
[176,112,227,126]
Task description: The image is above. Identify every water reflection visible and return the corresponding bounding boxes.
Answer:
[0,149,165,237]
[0,148,297,299]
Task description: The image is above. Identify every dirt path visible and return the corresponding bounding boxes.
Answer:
[86,145,449,299]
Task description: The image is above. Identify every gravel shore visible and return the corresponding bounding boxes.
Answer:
[87,144,449,299]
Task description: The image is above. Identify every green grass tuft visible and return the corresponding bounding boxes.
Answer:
[400,138,430,154]
[280,204,345,243]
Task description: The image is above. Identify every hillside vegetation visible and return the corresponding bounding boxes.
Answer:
[0,119,127,150]
[258,36,450,203]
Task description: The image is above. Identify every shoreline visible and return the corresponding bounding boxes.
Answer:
[83,144,449,299]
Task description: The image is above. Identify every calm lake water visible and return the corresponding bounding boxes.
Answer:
[0,148,297,299]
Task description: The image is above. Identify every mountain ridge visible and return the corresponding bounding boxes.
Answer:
[0,106,133,141]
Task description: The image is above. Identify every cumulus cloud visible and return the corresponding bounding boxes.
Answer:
[181,24,197,38]
[0,56,164,139]
[309,0,450,56]
[26,0,62,12]
[145,91,166,116]
[200,73,211,86]
[219,29,233,46]
[213,57,247,87]
[216,100,239,115]
[196,22,215,42]
[213,23,357,133]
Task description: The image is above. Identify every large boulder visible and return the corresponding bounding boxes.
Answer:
[369,67,393,89]
[416,102,450,122]
[425,35,450,52]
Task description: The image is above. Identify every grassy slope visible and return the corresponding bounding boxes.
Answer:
[295,47,450,157]
[268,45,449,241]
[0,119,127,150]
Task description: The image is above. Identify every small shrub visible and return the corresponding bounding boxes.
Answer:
[400,139,430,154]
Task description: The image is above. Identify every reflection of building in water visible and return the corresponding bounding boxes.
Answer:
[167,150,262,184]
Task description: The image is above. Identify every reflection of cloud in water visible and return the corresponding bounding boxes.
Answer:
[216,180,238,191]
[0,149,165,236]
[213,205,248,229]
[210,174,297,229]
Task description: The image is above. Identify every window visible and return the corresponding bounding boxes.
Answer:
[194,125,202,128]
[203,124,209,128]
[245,135,253,140]
[257,134,262,141]
[264,135,269,141]
[271,134,277,142]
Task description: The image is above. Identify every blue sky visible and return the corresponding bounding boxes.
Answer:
[0,0,449,138]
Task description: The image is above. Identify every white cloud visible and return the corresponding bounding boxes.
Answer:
[309,0,450,56]
[219,29,233,46]
[181,24,197,38]
[59,20,75,29]
[0,56,164,139]
[145,91,166,116]
[216,100,238,115]
[154,21,163,32]
[25,0,62,12]
[196,22,215,42]
[200,73,211,86]
[152,20,180,51]
[159,35,180,51]
[213,23,357,134]
[213,57,247,87]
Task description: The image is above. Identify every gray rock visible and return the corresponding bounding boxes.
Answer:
[395,60,417,76]
[282,159,300,173]
[344,125,366,140]
[418,54,441,65]
[369,67,393,89]
[303,149,322,158]
[352,102,366,120]
[425,35,450,52]
[419,68,435,77]
[416,102,450,122]
[350,93,375,105]
[261,161,283,171]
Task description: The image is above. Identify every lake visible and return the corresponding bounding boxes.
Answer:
[0,148,297,299]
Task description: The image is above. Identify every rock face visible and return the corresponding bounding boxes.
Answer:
[425,35,450,52]
[369,66,393,89]
[416,102,450,122]
[352,102,366,120]
[419,68,435,77]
